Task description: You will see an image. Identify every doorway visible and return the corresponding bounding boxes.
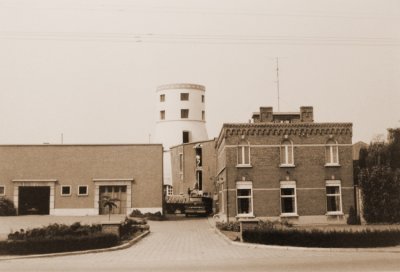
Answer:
[18,186,50,215]
[99,185,127,215]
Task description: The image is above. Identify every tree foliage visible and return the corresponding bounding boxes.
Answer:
[359,128,400,223]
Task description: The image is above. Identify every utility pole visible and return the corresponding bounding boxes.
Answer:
[276,57,280,112]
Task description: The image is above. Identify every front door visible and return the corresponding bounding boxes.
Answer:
[99,186,127,215]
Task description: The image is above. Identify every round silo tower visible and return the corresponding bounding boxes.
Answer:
[154,83,209,186]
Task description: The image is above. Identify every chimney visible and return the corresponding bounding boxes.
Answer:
[260,107,273,122]
[300,106,314,122]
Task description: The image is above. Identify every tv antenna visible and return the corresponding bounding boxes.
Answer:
[276,57,280,112]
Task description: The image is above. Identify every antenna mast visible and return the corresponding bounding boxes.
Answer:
[276,57,280,112]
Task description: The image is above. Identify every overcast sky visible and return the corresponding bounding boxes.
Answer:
[0,0,399,145]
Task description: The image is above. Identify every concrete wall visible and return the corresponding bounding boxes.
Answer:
[0,144,163,215]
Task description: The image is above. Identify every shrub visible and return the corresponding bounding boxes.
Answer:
[8,222,102,241]
[129,209,165,221]
[347,206,361,225]
[242,228,400,248]
[120,218,139,239]
[0,197,16,216]
[0,233,119,255]
[216,221,240,232]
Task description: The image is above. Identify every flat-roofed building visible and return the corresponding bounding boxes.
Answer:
[0,144,163,216]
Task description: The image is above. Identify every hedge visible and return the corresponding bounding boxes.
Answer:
[0,233,119,255]
[242,228,400,248]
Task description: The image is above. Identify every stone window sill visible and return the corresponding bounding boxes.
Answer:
[279,164,295,168]
[236,164,252,168]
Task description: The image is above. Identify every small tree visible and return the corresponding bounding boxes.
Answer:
[101,196,119,221]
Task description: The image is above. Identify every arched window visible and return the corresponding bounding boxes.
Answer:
[325,139,339,165]
[237,140,251,166]
[280,139,294,166]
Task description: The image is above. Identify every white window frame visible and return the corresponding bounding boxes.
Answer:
[166,185,173,196]
[280,140,295,167]
[236,181,254,217]
[325,180,343,215]
[280,181,298,216]
[237,145,251,167]
[61,185,71,196]
[0,185,5,196]
[325,140,340,166]
[77,185,89,196]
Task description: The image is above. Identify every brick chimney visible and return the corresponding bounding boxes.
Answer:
[259,107,273,122]
[300,106,314,122]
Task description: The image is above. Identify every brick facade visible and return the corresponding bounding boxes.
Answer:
[216,106,354,224]
[0,144,163,216]
[170,140,216,197]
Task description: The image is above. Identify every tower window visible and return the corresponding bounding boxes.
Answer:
[181,109,189,119]
[183,131,190,143]
[201,95,204,103]
[160,110,165,120]
[160,94,165,102]
[180,93,189,101]
[202,111,205,121]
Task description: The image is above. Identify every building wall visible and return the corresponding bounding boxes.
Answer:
[0,144,163,216]
[216,122,354,224]
[170,140,216,197]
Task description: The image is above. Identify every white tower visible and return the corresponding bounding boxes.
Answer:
[154,83,208,186]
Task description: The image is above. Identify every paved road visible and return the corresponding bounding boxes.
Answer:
[1,217,400,272]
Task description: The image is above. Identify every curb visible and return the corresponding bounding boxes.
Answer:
[0,230,150,261]
[208,218,400,253]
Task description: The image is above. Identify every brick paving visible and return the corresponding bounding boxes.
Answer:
[1,216,400,271]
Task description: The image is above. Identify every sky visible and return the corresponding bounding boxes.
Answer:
[0,0,399,145]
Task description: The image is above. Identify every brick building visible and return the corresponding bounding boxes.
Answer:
[170,139,217,197]
[0,144,163,216]
[215,106,354,224]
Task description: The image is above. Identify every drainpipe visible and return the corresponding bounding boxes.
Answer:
[226,167,229,223]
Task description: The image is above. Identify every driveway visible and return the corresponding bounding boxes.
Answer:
[1,217,400,271]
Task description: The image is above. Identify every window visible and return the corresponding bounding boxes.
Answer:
[180,93,189,101]
[325,139,339,165]
[78,185,88,196]
[182,131,190,143]
[160,110,165,120]
[202,111,205,121]
[166,185,173,196]
[201,95,205,103]
[160,94,165,102]
[280,181,297,216]
[326,180,342,214]
[0,186,4,196]
[61,185,71,196]
[237,144,250,166]
[280,139,294,166]
[196,170,203,190]
[181,109,189,119]
[179,153,183,172]
[236,182,253,216]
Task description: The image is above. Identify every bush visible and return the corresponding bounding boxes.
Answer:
[0,233,119,255]
[347,206,361,225]
[8,222,101,240]
[216,221,240,232]
[242,228,400,248]
[0,197,16,216]
[129,209,165,221]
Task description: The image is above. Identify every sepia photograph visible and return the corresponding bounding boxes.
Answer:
[0,0,399,271]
